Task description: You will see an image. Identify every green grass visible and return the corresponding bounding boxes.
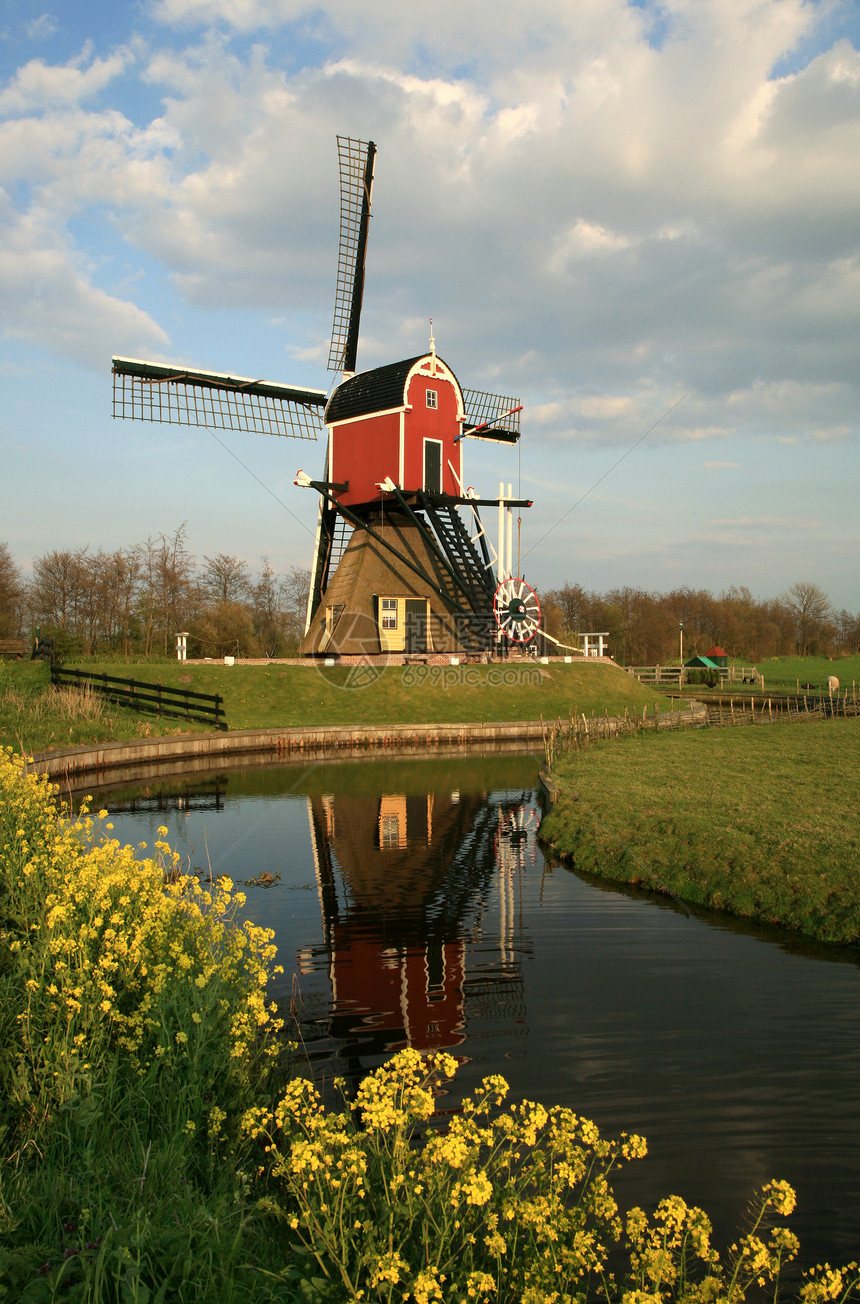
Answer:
[1,658,674,754]
[752,654,860,693]
[0,662,192,756]
[540,717,860,945]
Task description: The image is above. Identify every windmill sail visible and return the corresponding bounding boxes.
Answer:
[462,388,522,443]
[328,136,376,377]
[111,357,326,440]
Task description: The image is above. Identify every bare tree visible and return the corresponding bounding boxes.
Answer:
[137,526,198,656]
[0,543,24,638]
[96,547,143,655]
[201,553,251,606]
[281,565,311,650]
[30,547,91,650]
[835,608,860,654]
[782,581,835,656]
[252,559,287,656]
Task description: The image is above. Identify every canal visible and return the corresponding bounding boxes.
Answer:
[97,751,860,1275]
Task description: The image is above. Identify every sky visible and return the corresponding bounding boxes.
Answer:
[1,0,859,611]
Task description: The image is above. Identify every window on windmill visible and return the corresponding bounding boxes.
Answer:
[326,604,345,634]
[426,389,438,409]
[380,813,401,848]
[381,597,398,630]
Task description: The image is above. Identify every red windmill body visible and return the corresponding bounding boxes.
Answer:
[326,353,464,508]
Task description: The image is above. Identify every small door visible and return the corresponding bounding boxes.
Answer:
[404,598,428,653]
[423,439,442,494]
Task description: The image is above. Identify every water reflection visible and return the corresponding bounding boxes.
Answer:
[302,782,540,1081]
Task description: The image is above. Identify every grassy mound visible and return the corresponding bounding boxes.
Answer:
[540,717,860,945]
[2,658,672,754]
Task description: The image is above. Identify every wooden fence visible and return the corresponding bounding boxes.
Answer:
[626,664,763,687]
[626,664,686,685]
[52,666,226,730]
[540,702,708,766]
[540,688,858,765]
[704,692,859,727]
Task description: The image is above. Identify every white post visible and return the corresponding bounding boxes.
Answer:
[498,482,507,583]
[176,631,188,662]
[506,482,513,582]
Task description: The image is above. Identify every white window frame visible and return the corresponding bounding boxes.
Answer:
[426,388,438,409]
[381,597,398,630]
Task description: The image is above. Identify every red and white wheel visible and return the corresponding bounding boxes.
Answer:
[493,578,541,643]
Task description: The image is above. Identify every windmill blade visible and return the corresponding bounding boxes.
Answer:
[461,387,522,443]
[111,357,326,440]
[328,136,376,377]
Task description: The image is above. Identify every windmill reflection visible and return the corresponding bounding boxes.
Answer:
[299,783,539,1079]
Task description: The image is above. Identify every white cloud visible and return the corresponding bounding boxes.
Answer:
[577,394,635,419]
[0,45,136,114]
[0,197,167,366]
[25,14,60,40]
[710,516,819,529]
[812,425,851,442]
[550,220,632,272]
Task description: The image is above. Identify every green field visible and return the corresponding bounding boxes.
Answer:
[540,717,860,945]
[751,654,860,693]
[1,657,672,755]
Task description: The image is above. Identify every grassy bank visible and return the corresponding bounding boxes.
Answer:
[1,658,672,755]
[3,750,856,1303]
[747,655,860,694]
[540,717,860,945]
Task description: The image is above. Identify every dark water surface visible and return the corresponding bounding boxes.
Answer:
[99,753,860,1273]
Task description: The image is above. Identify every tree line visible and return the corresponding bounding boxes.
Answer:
[1,533,857,663]
[541,580,860,664]
[0,530,310,660]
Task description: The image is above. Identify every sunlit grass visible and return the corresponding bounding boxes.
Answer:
[754,654,860,693]
[1,658,674,753]
[0,662,184,754]
[540,718,860,944]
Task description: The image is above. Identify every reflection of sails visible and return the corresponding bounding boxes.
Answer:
[107,777,228,815]
[302,785,531,1070]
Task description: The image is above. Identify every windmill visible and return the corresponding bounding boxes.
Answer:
[111,137,539,657]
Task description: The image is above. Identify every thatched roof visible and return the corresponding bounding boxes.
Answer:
[300,511,477,656]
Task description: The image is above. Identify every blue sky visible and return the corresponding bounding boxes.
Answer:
[1,0,859,610]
